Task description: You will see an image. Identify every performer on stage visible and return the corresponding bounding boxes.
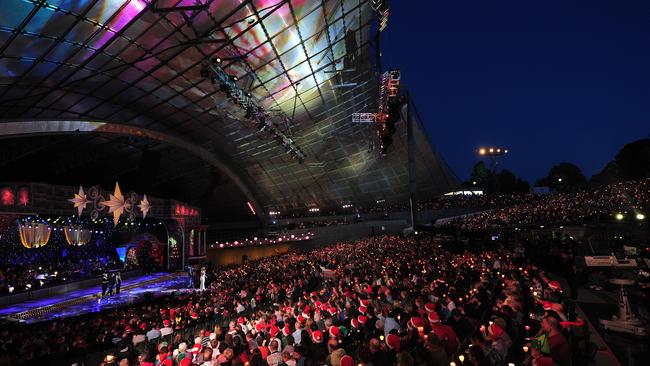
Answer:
[115,271,122,294]
[106,271,115,296]
[101,271,109,297]
[186,265,194,288]
[199,267,207,291]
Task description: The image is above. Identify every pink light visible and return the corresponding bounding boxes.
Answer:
[247,202,257,215]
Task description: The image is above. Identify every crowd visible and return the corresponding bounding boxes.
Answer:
[437,179,650,230]
[0,234,584,366]
[268,194,543,220]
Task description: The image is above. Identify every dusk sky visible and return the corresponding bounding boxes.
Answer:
[382,0,650,184]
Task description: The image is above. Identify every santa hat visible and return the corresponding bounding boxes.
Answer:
[359,299,369,307]
[269,326,279,338]
[312,330,323,343]
[488,323,504,339]
[351,318,360,329]
[255,323,266,333]
[163,320,170,327]
[424,303,436,313]
[191,313,199,320]
[328,307,337,316]
[357,315,368,325]
[329,325,340,339]
[548,281,562,292]
[320,303,329,312]
[541,301,553,310]
[283,325,291,336]
[237,317,245,324]
[297,315,306,324]
[428,311,441,323]
[340,355,354,366]
[191,343,202,355]
[408,316,426,330]
[125,325,133,333]
[284,306,293,314]
[386,334,400,352]
[359,306,367,314]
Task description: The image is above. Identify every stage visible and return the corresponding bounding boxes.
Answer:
[0,272,188,324]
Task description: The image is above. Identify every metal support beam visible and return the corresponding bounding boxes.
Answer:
[406,93,416,227]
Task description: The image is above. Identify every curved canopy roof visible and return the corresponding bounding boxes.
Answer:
[0,0,458,222]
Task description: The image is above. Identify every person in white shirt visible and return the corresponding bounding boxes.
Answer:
[160,320,174,337]
[146,326,161,341]
[266,340,283,366]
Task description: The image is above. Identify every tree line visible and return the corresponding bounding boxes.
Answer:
[461,138,650,194]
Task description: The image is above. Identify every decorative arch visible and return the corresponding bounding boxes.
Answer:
[0,120,266,222]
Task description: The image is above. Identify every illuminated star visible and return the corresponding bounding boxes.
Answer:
[138,194,151,219]
[101,182,130,226]
[68,185,90,216]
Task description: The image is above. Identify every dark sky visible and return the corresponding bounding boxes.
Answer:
[381,0,650,183]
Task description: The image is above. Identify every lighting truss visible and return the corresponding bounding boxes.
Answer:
[201,59,305,163]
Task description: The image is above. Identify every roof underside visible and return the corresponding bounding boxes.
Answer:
[0,0,458,221]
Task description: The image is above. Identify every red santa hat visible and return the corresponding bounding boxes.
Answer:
[282,325,291,336]
[311,330,323,343]
[359,299,369,307]
[255,323,266,333]
[297,315,305,324]
[191,313,199,320]
[329,325,340,339]
[488,323,504,339]
[408,316,426,330]
[340,355,354,366]
[424,303,436,313]
[191,343,202,354]
[351,318,360,329]
[357,315,368,325]
[328,307,337,316]
[548,281,562,292]
[428,311,441,323]
[237,317,245,324]
[269,326,279,338]
[359,306,367,314]
[320,303,329,312]
[386,334,400,352]
[163,320,170,327]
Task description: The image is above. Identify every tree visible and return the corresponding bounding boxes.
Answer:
[615,138,650,181]
[538,162,587,192]
[470,161,490,186]
[590,160,619,187]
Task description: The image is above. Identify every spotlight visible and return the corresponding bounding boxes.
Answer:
[636,213,645,220]
[615,213,624,221]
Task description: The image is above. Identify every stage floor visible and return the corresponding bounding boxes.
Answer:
[0,272,188,324]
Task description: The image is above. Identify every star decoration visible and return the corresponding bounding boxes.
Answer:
[138,194,151,219]
[68,185,90,216]
[101,182,130,226]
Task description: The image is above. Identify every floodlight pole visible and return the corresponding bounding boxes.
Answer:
[406,92,416,228]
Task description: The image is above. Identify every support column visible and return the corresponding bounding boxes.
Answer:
[406,92,417,227]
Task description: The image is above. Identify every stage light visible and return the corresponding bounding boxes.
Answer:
[216,57,221,63]
[489,148,494,153]
[636,213,645,220]
[615,213,624,221]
